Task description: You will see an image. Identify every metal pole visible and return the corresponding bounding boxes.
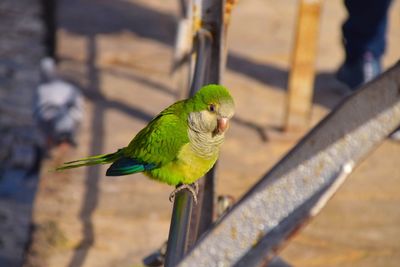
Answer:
[164,29,213,267]
[164,192,194,267]
[187,0,227,246]
[165,0,228,265]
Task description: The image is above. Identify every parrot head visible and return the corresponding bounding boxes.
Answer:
[188,84,235,137]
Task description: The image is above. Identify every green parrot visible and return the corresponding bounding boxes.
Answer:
[57,84,235,203]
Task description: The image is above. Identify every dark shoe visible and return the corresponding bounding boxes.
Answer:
[336,52,381,90]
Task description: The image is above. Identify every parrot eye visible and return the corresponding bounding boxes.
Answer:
[209,104,216,112]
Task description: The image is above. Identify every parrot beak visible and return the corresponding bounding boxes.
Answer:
[215,117,229,135]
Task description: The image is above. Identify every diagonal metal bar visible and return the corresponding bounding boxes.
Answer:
[177,62,400,267]
[234,162,353,267]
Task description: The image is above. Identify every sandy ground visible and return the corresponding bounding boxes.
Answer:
[26,0,400,266]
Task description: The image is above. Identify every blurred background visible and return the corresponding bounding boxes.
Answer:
[0,0,399,266]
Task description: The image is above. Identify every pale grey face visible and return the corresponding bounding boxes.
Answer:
[188,100,235,136]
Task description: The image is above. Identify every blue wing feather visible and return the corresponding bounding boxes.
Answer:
[106,157,156,176]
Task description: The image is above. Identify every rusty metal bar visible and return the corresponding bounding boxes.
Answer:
[177,62,400,267]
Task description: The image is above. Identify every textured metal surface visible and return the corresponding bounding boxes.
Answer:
[178,62,400,267]
[234,162,353,267]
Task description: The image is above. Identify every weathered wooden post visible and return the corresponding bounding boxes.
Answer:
[284,0,322,131]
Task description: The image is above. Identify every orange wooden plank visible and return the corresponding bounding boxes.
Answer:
[284,0,322,131]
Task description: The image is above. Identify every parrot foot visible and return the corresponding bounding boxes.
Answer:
[192,180,199,195]
[169,183,198,204]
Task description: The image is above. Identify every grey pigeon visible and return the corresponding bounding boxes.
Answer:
[34,57,83,148]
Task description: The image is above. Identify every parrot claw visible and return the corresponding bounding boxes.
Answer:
[192,180,199,195]
[169,183,198,204]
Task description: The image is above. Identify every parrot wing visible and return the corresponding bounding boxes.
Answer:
[106,108,189,176]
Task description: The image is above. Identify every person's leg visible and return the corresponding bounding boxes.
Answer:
[337,0,392,89]
[342,0,392,63]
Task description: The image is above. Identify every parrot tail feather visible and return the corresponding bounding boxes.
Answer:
[56,149,124,171]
